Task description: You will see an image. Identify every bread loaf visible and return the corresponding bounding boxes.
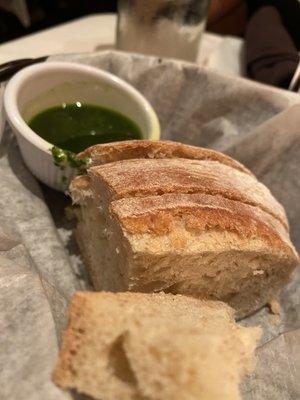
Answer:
[53,291,261,400]
[70,140,299,318]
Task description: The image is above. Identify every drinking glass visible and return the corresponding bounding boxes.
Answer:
[117,0,211,62]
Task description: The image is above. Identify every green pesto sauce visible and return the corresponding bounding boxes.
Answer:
[28,102,143,153]
[51,146,91,173]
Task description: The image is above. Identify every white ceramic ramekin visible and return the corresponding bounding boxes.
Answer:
[4,61,160,191]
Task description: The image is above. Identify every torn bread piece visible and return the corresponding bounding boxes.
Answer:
[53,291,261,400]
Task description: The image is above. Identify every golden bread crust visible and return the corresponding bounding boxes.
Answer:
[110,193,297,259]
[88,158,288,229]
[78,140,252,175]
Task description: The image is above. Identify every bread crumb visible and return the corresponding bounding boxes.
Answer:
[268,298,281,315]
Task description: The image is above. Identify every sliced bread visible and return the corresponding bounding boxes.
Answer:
[70,140,299,318]
[53,291,261,400]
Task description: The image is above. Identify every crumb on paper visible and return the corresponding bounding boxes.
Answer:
[268,298,281,315]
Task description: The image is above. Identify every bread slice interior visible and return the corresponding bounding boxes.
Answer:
[53,291,261,400]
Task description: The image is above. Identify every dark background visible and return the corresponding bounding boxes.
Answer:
[0,0,117,44]
[0,0,299,49]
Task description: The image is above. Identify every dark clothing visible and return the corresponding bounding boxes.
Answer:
[246,0,300,50]
[245,2,300,88]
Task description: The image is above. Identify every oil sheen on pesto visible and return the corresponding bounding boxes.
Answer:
[28,102,143,153]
